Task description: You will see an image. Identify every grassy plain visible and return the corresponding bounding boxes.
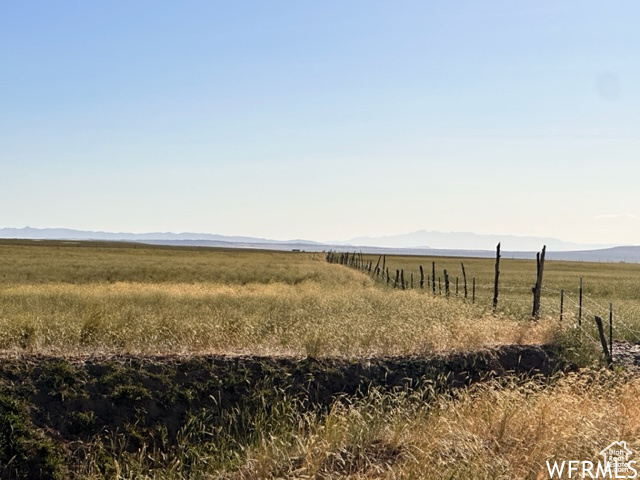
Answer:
[0,240,575,357]
[360,252,640,343]
[2,240,640,479]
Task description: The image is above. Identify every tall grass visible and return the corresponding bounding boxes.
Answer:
[2,240,638,356]
[223,371,640,479]
[0,280,557,356]
[74,372,640,479]
[361,252,640,341]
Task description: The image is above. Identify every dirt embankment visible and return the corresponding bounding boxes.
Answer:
[0,345,571,479]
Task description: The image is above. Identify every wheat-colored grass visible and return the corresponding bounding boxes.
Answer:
[2,240,639,356]
[226,371,640,479]
[0,280,558,356]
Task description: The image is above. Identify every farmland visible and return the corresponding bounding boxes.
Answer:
[1,240,640,479]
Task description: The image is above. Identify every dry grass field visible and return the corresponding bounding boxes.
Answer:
[0,240,574,357]
[1,240,640,479]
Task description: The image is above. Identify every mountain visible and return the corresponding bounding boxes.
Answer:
[347,230,612,252]
[2,226,637,263]
[0,227,315,245]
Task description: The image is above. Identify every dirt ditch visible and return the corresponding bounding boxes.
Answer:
[0,344,573,479]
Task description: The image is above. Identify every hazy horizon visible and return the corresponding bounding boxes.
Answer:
[2,2,639,245]
[0,225,624,252]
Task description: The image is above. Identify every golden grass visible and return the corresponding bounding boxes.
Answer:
[2,240,638,356]
[229,371,640,479]
[0,280,558,356]
[361,252,640,330]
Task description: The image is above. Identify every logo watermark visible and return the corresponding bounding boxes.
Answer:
[546,441,637,478]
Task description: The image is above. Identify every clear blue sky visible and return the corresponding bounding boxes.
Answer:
[2,1,639,244]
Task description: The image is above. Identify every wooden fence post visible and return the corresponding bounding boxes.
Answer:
[432,262,436,294]
[373,255,382,277]
[400,270,406,290]
[531,245,546,319]
[444,270,450,297]
[594,316,612,366]
[419,265,424,289]
[438,277,442,295]
[455,277,459,296]
[493,243,501,311]
[386,268,390,286]
[410,273,414,289]
[461,262,468,298]
[394,270,400,289]
[560,290,564,322]
[578,277,583,326]
[472,277,476,303]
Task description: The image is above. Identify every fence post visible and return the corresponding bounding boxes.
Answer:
[394,270,400,289]
[531,245,546,319]
[419,265,424,289]
[560,290,564,322]
[461,262,468,298]
[493,243,501,311]
[444,270,450,297]
[594,316,612,366]
[578,277,583,326]
[400,270,406,290]
[432,262,436,294]
[455,277,459,296]
[410,273,414,289]
[472,277,476,303]
[438,277,441,295]
[386,268,390,286]
[373,255,381,277]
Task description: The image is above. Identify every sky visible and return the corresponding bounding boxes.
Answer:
[1,1,639,245]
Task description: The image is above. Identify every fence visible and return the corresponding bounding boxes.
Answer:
[326,245,640,366]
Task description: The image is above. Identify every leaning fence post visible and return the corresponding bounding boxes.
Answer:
[373,255,381,277]
[461,262,468,298]
[594,316,612,366]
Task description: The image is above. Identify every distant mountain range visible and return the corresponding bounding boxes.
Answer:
[347,230,612,252]
[0,227,320,245]
[1,226,638,263]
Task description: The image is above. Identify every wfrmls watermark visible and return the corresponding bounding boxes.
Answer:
[546,441,638,478]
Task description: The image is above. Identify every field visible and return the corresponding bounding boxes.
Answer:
[1,240,640,479]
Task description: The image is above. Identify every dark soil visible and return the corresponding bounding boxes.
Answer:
[0,345,572,479]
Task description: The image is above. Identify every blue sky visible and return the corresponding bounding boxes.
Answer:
[1,2,639,245]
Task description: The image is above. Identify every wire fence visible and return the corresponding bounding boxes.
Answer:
[326,250,640,364]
